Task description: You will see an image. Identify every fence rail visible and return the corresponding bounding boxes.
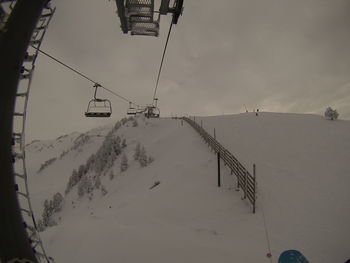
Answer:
[181,117,257,213]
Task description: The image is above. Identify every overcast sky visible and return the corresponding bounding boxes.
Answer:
[26,0,350,141]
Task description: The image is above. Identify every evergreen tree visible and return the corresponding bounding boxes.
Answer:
[78,174,93,198]
[134,143,141,160]
[101,185,108,196]
[114,136,122,155]
[94,175,101,189]
[325,107,339,120]
[120,153,129,172]
[52,192,63,213]
[113,121,121,131]
[148,156,154,165]
[109,170,114,180]
[122,138,127,148]
[139,146,148,167]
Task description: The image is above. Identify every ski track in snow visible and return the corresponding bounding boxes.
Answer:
[26,113,350,263]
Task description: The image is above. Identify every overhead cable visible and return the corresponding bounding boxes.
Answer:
[30,45,140,107]
[152,21,173,104]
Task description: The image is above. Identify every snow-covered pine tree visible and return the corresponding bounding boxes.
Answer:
[120,153,128,172]
[52,192,63,213]
[121,117,128,125]
[101,185,108,196]
[94,175,101,189]
[37,219,45,232]
[113,121,121,132]
[122,138,127,148]
[134,142,141,160]
[148,156,154,164]
[78,174,93,198]
[106,149,117,170]
[109,170,114,180]
[139,146,148,167]
[65,169,80,194]
[114,135,122,155]
[41,199,56,228]
[325,107,339,120]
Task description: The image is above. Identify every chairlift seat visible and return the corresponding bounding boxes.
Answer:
[85,112,111,118]
[131,21,159,36]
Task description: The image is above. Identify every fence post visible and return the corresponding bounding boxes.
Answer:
[217,152,221,187]
[194,116,196,122]
[200,120,202,128]
[243,170,247,199]
[253,164,256,213]
[214,128,216,140]
[181,119,183,126]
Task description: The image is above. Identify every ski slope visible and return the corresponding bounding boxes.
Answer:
[26,113,350,263]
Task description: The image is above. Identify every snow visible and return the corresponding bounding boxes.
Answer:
[26,113,350,263]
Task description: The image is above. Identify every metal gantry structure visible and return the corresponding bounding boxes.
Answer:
[0,0,184,262]
[0,1,55,262]
[115,0,183,37]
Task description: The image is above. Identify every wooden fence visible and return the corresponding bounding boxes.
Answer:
[181,117,257,213]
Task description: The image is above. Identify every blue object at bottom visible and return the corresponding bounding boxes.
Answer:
[278,250,310,263]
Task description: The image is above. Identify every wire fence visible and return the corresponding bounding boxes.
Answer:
[181,117,257,213]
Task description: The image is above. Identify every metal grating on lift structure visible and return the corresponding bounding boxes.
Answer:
[0,0,55,262]
[115,0,183,37]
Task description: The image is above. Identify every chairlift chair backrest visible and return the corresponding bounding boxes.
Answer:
[144,105,160,118]
[127,102,137,115]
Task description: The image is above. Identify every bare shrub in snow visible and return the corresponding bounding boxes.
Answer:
[132,119,138,127]
[120,153,129,172]
[325,107,339,120]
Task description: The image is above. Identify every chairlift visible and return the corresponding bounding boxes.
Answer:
[127,102,137,115]
[144,105,160,118]
[85,84,112,118]
[136,106,146,114]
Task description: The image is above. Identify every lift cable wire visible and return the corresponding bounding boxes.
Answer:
[31,45,140,107]
[260,192,273,263]
[152,20,173,104]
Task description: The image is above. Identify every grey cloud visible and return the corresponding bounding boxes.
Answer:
[26,0,350,141]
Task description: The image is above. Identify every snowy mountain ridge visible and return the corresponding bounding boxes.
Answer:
[26,113,350,263]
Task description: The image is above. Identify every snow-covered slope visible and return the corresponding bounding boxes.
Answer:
[27,113,350,263]
[27,123,114,216]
